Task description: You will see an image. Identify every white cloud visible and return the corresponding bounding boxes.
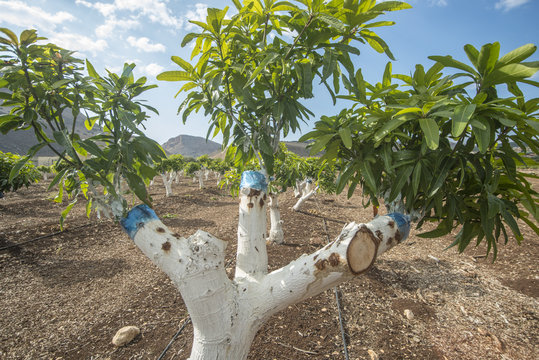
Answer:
[140,63,165,77]
[96,16,139,38]
[185,3,208,30]
[48,32,108,56]
[127,36,166,52]
[76,0,183,29]
[428,0,448,6]
[0,0,75,30]
[495,0,530,11]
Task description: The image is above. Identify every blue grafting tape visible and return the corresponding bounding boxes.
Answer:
[120,204,159,239]
[240,171,267,192]
[387,212,411,241]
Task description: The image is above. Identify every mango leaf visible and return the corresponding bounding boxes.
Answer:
[157,71,193,81]
[419,118,439,150]
[451,104,476,137]
[483,63,539,88]
[496,43,537,68]
[428,55,478,76]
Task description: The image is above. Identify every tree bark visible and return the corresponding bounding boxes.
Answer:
[120,170,411,360]
[267,193,284,244]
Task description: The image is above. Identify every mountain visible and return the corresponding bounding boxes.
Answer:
[0,106,101,156]
[161,134,222,158]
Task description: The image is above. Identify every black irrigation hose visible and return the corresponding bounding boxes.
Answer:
[157,317,192,360]
[0,223,93,252]
[314,197,350,360]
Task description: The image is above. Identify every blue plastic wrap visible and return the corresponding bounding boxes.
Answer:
[387,212,411,242]
[240,171,268,191]
[120,204,159,239]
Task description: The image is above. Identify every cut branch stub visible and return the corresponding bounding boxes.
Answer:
[347,225,379,274]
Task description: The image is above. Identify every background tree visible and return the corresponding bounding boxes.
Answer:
[301,42,539,259]
[154,154,184,196]
[0,28,165,225]
[0,151,40,198]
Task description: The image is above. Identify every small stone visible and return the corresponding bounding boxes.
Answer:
[404,309,414,320]
[321,307,328,312]
[368,349,379,360]
[112,326,140,347]
[477,327,488,336]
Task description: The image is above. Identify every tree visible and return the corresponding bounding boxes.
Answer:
[0,28,165,226]
[300,42,539,259]
[0,151,40,198]
[154,154,184,196]
[158,0,410,243]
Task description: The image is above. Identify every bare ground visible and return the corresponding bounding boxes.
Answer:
[0,174,537,360]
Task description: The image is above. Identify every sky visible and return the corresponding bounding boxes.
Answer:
[0,0,538,145]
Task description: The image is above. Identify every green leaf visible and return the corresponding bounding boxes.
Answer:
[0,28,18,45]
[360,161,377,193]
[428,55,478,76]
[451,104,476,137]
[496,44,537,68]
[393,107,422,118]
[477,42,500,75]
[412,161,422,196]
[371,1,412,11]
[244,52,279,88]
[463,44,479,68]
[171,56,194,72]
[419,118,439,150]
[388,166,413,202]
[86,59,100,79]
[483,63,539,88]
[156,71,193,81]
[338,127,353,149]
[8,155,31,182]
[318,13,345,31]
[60,200,77,230]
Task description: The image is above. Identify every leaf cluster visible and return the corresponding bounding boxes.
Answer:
[158,0,410,176]
[0,151,40,193]
[301,42,539,259]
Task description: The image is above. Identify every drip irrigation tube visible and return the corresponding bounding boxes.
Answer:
[0,223,93,252]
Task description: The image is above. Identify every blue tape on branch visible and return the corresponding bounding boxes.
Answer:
[120,204,159,239]
[240,171,267,192]
[387,212,411,242]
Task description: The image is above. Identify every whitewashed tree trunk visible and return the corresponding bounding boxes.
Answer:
[267,193,284,244]
[293,180,318,212]
[161,172,175,197]
[216,173,222,185]
[197,171,205,189]
[121,170,411,360]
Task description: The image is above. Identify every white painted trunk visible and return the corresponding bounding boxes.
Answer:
[267,193,284,244]
[121,171,411,360]
[292,184,319,212]
[161,172,175,197]
[198,171,205,189]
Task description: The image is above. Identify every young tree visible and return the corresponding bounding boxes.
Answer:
[0,28,165,226]
[155,154,184,196]
[157,0,410,243]
[0,151,40,198]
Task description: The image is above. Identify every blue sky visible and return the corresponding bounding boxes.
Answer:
[1,0,538,145]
